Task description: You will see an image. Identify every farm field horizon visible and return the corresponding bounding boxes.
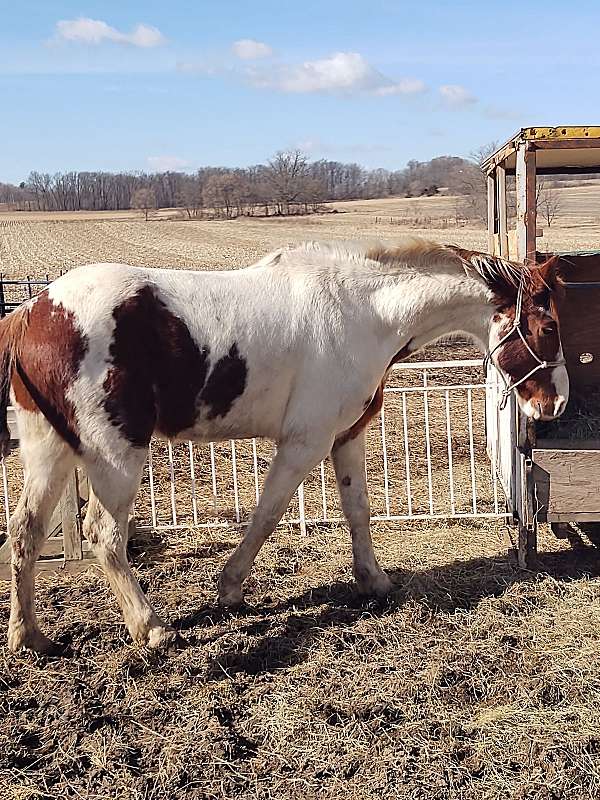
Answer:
[2,184,600,277]
[2,188,600,798]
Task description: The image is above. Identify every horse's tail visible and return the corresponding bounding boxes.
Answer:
[0,307,30,458]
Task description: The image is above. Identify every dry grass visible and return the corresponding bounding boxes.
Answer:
[1,523,600,799]
[1,197,600,798]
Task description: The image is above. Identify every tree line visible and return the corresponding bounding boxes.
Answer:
[0,151,484,218]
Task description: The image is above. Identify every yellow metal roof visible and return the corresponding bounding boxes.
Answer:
[482,126,600,174]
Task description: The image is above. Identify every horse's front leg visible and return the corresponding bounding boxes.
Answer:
[331,430,393,596]
[218,436,333,606]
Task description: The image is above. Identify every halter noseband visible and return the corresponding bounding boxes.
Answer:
[484,280,565,410]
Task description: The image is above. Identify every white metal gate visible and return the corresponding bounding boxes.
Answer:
[133,359,509,533]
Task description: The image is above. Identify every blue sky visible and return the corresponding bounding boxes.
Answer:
[1,0,597,183]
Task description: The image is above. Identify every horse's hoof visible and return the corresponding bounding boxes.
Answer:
[218,587,244,608]
[146,626,187,651]
[7,627,64,656]
[355,571,394,597]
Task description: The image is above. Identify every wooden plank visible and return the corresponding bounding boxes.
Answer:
[548,512,600,523]
[487,173,496,254]
[61,469,82,561]
[515,143,537,264]
[0,552,98,581]
[497,165,509,258]
[506,165,600,176]
[532,448,600,518]
[41,538,92,557]
[533,138,600,150]
[536,438,600,451]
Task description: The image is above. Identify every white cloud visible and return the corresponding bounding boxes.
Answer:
[439,84,477,108]
[147,155,189,172]
[374,78,427,96]
[55,18,165,48]
[247,51,426,96]
[232,39,273,59]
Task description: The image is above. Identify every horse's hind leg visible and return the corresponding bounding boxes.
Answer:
[83,454,179,648]
[331,431,393,596]
[8,413,76,654]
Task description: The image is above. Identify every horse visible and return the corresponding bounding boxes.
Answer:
[0,238,568,654]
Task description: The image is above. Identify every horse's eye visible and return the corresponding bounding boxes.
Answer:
[542,325,555,335]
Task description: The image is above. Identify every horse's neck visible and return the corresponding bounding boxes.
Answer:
[370,271,492,357]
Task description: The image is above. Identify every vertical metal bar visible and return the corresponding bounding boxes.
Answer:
[467,389,477,513]
[167,441,177,526]
[445,390,456,515]
[230,440,240,523]
[423,370,434,515]
[188,441,199,526]
[209,442,218,514]
[380,401,391,517]
[401,391,412,516]
[489,378,501,515]
[147,442,157,529]
[252,438,260,504]
[297,481,307,536]
[320,460,327,521]
[0,275,6,319]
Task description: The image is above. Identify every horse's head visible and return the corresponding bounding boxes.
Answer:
[487,255,568,420]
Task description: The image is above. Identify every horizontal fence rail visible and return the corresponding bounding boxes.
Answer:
[0,360,510,536]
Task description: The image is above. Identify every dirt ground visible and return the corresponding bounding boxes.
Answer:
[1,195,600,799]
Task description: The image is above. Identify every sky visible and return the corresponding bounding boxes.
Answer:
[0,0,598,184]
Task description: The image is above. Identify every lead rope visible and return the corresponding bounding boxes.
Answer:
[484,280,565,410]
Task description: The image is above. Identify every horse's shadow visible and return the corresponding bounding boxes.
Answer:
[173,536,600,680]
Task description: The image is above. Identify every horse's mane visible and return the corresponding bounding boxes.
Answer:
[254,237,531,294]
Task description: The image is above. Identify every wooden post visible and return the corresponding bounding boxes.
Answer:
[60,469,82,561]
[497,165,509,258]
[518,521,538,569]
[487,173,496,254]
[516,142,537,263]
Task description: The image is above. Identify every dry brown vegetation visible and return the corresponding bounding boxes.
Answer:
[1,195,600,799]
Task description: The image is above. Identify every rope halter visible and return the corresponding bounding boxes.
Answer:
[484,279,565,410]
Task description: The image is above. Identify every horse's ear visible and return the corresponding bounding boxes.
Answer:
[535,255,560,289]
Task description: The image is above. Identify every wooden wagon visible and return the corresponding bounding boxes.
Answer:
[483,126,600,566]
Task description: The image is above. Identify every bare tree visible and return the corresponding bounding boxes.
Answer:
[131,187,157,221]
[537,180,563,227]
[457,141,500,222]
[266,150,308,214]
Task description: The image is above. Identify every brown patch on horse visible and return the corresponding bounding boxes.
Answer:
[11,292,88,452]
[104,286,210,446]
[334,338,414,448]
[200,344,247,420]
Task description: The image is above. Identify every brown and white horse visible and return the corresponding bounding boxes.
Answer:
[0,238,567,653]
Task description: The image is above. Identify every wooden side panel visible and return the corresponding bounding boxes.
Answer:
[539,253,600,390]
[532,447,600,520]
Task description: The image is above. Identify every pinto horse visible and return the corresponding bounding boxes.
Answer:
[0,238,568,653]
